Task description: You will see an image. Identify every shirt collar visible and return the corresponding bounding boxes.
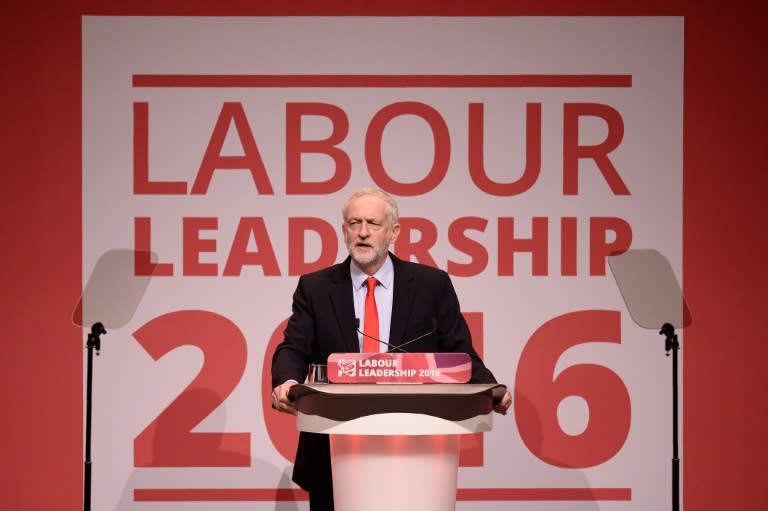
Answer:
[350,254,394,290]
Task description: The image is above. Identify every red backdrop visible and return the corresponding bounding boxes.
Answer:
[1,1,765,510]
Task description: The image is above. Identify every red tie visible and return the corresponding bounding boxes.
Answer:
[363,277,379,353]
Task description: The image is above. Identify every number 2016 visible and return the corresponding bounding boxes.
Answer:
[131,309,629,469]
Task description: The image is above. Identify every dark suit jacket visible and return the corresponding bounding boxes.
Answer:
[270,253,497,492]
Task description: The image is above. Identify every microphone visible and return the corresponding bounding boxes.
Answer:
[355,318,437,353]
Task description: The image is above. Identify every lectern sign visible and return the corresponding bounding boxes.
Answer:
[328,353,472,383]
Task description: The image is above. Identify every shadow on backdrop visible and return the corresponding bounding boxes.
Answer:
[115,386,300,511]
[513,390,600,510]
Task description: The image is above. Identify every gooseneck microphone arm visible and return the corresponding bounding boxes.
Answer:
[355,318,407,352]
[390,318,437,353]
[354,318,437,353]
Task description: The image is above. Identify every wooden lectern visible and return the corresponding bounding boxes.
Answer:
[289,383,506,511]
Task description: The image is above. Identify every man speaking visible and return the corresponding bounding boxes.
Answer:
[271,187,512,511]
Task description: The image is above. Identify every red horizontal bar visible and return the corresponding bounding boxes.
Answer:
[134,487,631,502]
[132,74,632,88]
[457,488,632,501]
[134,488,308,502]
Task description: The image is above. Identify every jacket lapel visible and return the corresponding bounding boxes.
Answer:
[327,257,359,352]
[389,253,415,347]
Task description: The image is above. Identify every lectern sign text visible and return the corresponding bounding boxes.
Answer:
[328,353,472,383]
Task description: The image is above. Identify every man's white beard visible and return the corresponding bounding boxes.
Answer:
[349,244,386,267]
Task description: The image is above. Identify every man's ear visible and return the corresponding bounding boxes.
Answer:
[341,222,348,242]
[389,222,401,243]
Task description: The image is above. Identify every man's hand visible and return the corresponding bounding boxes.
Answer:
[271,381,299,415]
[494,390,513,415]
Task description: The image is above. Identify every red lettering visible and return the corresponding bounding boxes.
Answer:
[365,102,450,196]
[183,217,218,276]
[563,103,629,196]
[589,217,633,275]
[133,310,250,467]
[262,318,299,462]
[134,217,173,276]
[498,217,548,276]
[286,103,351,194]
[133,102,187,195]
[288,217,339,275]
[447,217,489,277]
[468,102,542,196]
[191,102,274,195]
[560,217,578,276]
[394,217,438,267]
[223,217,281,276]
[515,310,630,468]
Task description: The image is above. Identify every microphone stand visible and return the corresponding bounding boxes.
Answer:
[84,322,106,511]
[660,323,680,511]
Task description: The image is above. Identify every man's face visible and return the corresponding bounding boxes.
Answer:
[342,195,400,274]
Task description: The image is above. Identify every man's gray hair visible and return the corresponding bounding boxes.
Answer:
[342,187,400,224]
